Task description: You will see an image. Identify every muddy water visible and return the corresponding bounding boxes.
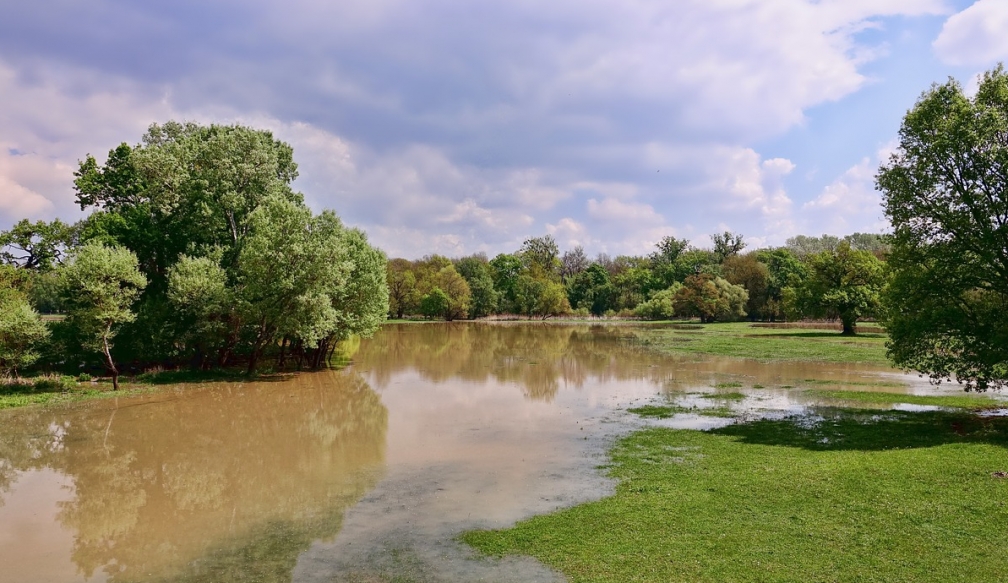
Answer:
[0,323,932,583]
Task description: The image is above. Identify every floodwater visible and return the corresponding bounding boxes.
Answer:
[0,323,948,583]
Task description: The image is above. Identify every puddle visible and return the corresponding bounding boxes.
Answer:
[0,322,964,582]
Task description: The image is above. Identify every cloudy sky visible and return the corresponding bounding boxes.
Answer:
[1,0,1005,258]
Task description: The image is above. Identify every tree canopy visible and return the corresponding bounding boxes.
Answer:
[877,65,1008,390]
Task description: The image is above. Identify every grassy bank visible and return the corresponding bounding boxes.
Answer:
[0,376,158,409]
[632,321,891,365]
[464,409,1008,582]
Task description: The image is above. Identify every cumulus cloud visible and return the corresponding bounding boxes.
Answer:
[934,0,1008,66]
[0,1,950,256]
[801,144,893,236]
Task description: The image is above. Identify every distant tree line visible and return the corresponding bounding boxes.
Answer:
[0,122,389,386]
[385,231,890,334]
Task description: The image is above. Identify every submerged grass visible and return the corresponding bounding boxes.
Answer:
[464,409,1008,582]
[634,322,890,365]
[805,389,1005,411]
[628,404,736,419]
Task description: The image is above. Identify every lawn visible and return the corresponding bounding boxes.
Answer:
[463,409,1008,582]
[632,322,891,365]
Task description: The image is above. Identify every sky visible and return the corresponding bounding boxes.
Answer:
[1,0,1006,259]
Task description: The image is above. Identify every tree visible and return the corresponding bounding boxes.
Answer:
[419,288,450,320]
[234,197,347,373]
[756,248,807,321]
[876,65,1008,390]
[0,290,49,377]
[634,283,682,320]
[0,219,77,271]
[722,254,769,320]
[490,253,524,314]
[783,242,884,335]
[386,258,418,319]
[60,242,147,389]
[712,231,746,263]
[566,264,615,316]
[166,254,231,368]
[519,235,561,281]
[785,234,841,257]
[674,274,747,323]
[560,246,589,283]
[455,255,498,318]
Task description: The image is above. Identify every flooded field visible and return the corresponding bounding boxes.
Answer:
[0,323,954,583]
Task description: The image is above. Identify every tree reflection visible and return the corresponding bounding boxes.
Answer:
[356,323,897,400]
[0,370,387,582]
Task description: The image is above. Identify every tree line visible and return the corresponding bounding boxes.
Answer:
[0,122,389,387]
[385,230,890,334]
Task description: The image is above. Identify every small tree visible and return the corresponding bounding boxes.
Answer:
[0,291,49,377]
[419,287,450,320]
[61,242,147,389]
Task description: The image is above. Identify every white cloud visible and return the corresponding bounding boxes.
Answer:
[934,0,1008,66]
[801,155,888,235]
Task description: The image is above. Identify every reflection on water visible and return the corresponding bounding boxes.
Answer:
[357,322,911,400]
[0,371,386,583]
[0,323,924,583]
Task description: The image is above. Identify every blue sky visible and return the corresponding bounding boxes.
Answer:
[0,0,1005,258]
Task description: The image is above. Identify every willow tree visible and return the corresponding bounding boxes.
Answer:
[877,65,1008,390]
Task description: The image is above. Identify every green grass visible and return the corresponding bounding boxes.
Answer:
[628,404,736,419]
[805,389,1005,411]
[633,322,890,365]
[0,377,159,409]
[704,391,746,400]
[463,409,1008,582]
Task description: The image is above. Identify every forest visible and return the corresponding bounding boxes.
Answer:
[386,231,888,335]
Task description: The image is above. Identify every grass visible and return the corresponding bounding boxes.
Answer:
[463,409,1008,582]
[628,404,736,419]
[633,322,890,365]
[805,389,1005,411]
[0,376,161,409]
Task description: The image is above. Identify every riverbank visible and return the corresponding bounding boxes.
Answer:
[458,322,1008,581]
[463,406,1008,582]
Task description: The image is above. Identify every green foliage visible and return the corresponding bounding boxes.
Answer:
[673,274,747,323]
[0,218,77,271]
[711,230,745,262]
[877,65,1008,391]
[784,242,884,335]
[755,247,807,321]
[566,263,616,316]
[633,283,681,320]
[490,253,524,313]
[519,235,561,281]
[722,254,769,319]
[455,254,498,318]
[59,242,147,388]
[419,287,450,320]
[0,291,49,376]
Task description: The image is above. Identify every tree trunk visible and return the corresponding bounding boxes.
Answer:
[102,323,119,391]
[278,337,288,369]
[841,315,857,336]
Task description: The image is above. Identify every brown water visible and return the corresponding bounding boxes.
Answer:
[0,323,936,583]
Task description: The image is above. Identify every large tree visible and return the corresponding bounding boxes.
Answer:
[876,65,1008,390]
[783,242,884,335]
